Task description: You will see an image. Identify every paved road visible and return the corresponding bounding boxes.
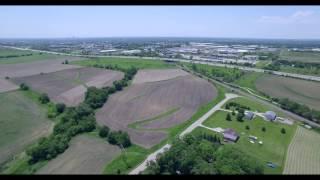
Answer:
[129,93,239,175]
[129,144,171,175]
[2,45,320,82]
[179,93,239,138]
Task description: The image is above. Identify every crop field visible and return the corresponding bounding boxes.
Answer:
[0,91,53,166]
[132,69,189,84]
[96,69,217,148]
[36,135,121,174]
[0,78,19,93]
[71,57,175,70]
[0,59,83,78]
[283,126,320,174]
[255,74,320,111]
[279,49,320,63]
[202,103,297,174]
[12,67,124,106]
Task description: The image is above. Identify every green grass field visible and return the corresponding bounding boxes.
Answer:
[283,126,320,174]
[71,57,175,70]
[279,49,320,63]
[233,72,262,91]
[0,91,53,168]
[202,98,297,174]
[103,145,149,174]
[0,48,67,64]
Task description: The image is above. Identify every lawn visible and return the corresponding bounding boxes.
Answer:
[0,91,53,168]
[71,57,175,70]
[202,109,296,174]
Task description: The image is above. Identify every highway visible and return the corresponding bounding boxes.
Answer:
[2,45,320,82]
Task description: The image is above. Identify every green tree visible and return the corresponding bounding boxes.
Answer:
[226,113,232,121]
[56,103,66,114]
[262,127,266,132]
[99,126,110,138]
[281,128,286,134]
[20,83,29,91]
[245,125,250,130]
[39,93,50,104]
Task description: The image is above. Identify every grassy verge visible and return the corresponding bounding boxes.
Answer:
[128,107,180,130]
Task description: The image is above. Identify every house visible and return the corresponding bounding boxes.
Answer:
[244,111,254,120]
[223,128,239,142]
[264,111,277,121]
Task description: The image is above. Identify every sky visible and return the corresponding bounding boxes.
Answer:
[0,6,320,39]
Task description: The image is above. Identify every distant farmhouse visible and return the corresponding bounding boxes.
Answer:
[223,128,239,142]
[263,111,277,121]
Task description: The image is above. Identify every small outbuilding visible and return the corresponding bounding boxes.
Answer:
[264,111,277,121]
[223,128,239,142]
[244,111,254,120]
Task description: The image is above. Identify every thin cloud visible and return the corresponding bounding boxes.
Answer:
[258,10,315,24]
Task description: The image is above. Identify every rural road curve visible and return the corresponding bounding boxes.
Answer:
[129,93,239,175]
[2,45,320,82]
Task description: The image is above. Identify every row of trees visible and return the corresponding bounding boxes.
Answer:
[144,133,264,174]
[273,98,320,123]
[26,65,138,164]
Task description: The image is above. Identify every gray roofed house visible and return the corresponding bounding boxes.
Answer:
[264,111,277,121]
[244,111,254,120]
[223,128,239,142]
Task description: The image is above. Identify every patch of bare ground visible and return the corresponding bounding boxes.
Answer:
[11,68,124,106]
[0,78,19,93]
[96,70,217,148]
[36,135,121,174]
[0,57,83,78]
[132,68,189,84]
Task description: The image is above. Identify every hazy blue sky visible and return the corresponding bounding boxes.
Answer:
[0,6,320,39]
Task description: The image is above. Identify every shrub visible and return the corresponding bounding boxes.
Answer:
[99,126,110,138]
[56,103,66,114]
[39,93,50,104]
[226,113,232,121]
[281,128,286,134]
[245,125,250,130]
[262,127,266,132]
[20,83,29,91]
[108,130,131,148]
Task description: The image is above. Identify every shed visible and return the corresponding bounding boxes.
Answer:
[223,128,239,142]
[244,111,254,120]
[264,111,276,121]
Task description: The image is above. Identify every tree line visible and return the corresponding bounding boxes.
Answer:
[25,66,137,164]
[143,133,264,174]
[273,98,320,123]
